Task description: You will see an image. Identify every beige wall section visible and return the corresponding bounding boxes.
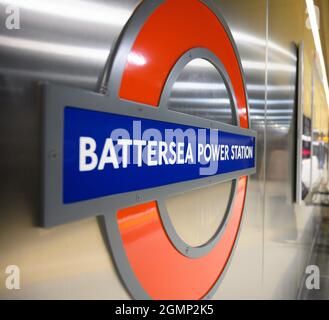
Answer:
[317,0,329,83]
[313,59,329,133]
[313,0,329,132]
[0,205,129,299]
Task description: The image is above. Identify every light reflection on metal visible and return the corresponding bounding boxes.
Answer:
[0,36,108,62]
[305,0,329,108]
[249,99,295,105]
[173,82,226,91]
[127,51,147,66]
[170,98,231,105]
[242,60,296,73]
[233,30,297,61]
[250,109,293,114]
[1,0,133,27]
[168,58,234,125]
[173,83,295,93]
[247,84,295,92]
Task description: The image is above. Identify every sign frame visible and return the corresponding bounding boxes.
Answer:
[41,78,256,227]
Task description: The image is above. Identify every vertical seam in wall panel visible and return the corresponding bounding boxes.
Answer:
[261,0,269,291]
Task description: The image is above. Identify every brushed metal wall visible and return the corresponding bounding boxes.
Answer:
[0,0,320,299]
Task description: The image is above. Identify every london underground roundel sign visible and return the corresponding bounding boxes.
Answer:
[41,0,256,300]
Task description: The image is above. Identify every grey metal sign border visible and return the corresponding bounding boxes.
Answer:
[41,82,256,227]
[41,0,256,300]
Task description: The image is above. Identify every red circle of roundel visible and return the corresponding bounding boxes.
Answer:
[117,0,249,300]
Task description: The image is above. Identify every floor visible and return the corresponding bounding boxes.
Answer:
[300,207,329,300]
